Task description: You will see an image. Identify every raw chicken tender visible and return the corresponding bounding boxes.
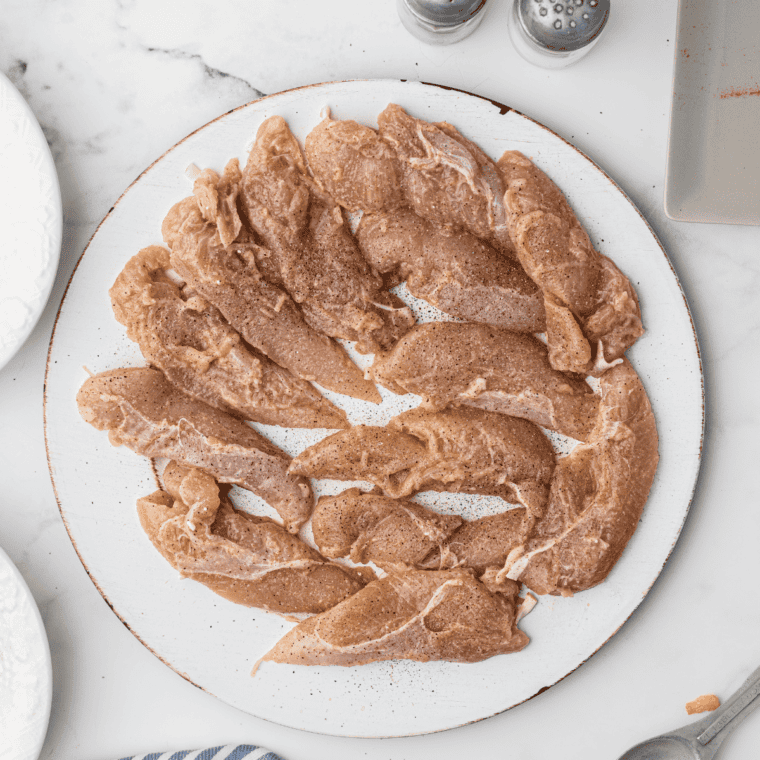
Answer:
[304,111,404,212]
[422,508,533,575]
[291,424,426,488]
[290,406,555,517]
[138,463,370,614]
[77,368,313,533]
[163,196,380,403]
[505,360,659,595]
[498,150,644,375]
[255,568,528,670]
[356,209,545,333]
[391,407,555,517]
[241,115,414,354]
[372,322,599,441]
[312,488,463,570]
[191,159,244,248]
[377,104,512,252]
[110,245,348,429]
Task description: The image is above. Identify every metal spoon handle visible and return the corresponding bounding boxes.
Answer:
[698,664,760,746]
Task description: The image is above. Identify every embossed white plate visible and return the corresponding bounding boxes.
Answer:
[0,545,52,760]
[0,71,62,372]
[44,80,703,737]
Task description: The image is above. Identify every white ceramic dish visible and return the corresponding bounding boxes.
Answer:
[0,71,62,371]
[0,545,53,760]
[44,79,703,737]
[665,0,760,225]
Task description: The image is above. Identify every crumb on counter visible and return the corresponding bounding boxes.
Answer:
[686,694,721,715]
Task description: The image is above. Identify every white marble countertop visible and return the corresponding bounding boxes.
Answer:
[2,1,759,758]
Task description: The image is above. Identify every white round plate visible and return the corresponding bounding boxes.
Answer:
[0,71,62,372]
[0,545,53,760]
[44,80,703,737]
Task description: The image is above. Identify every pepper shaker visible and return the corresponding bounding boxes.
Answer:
[508,0,610,68]
[397,0,489,45]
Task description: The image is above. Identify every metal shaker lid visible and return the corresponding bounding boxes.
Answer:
[516,0,610,52]
[405,0,487,27]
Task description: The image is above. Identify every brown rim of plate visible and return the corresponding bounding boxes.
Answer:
[42,78,705,738]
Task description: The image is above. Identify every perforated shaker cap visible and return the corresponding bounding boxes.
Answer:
[517,0,610,52]
[405,0,487,27]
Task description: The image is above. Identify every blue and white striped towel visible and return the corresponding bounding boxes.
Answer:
[117,745,284,760]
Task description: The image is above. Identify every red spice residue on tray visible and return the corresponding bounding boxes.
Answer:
[720,86,760,99]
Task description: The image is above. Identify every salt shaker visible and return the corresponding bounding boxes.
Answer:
[397,0,489,45]
[508,0,610,69]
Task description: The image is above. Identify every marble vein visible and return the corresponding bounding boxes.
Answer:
[144,46,266,99]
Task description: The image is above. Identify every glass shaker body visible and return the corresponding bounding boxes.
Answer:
[397,0,489,45]
[508,0,610,69]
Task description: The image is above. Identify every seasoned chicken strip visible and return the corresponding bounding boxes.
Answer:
[304,193,415,350]
[312,488,463,570]
[138,463,370,614]
[377,104,512,253]
[420,509,532,575]
[371,322,599,442]
[162,196,381,403]
[292,424,427,488]
[304,110,404,212]
[313,486,531,579]
[356,209,545,333]
[498,150,644,375]
[191,159,244,248]
[504,360,659,595]
[290,407,555,517]
[76,368,313,533]
[110,245,348,429]
[240,115,414,354]
[255,568,528,670]
[390,407,555,516]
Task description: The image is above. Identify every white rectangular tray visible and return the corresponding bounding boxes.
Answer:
[665,0,760,225]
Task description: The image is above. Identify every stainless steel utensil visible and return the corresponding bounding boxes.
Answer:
[617,665,760,760]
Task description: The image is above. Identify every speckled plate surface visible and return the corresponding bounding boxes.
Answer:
[0,70,62,372]
[0,545,53,760]
[44,80,703,737]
